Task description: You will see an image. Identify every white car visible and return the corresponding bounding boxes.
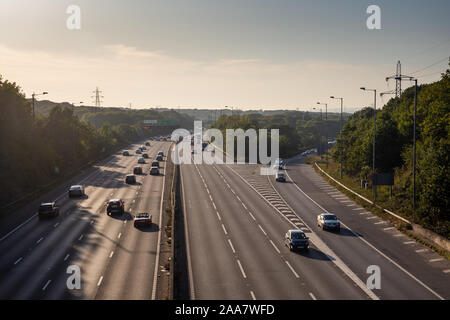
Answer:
[317,213,340,231]
[69,185,85,197]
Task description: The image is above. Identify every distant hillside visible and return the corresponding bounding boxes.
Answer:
[33,100,194,131]
[0,77,194,207]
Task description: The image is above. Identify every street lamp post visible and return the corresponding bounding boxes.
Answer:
[317,102,328,168]
[312,107,322,120]
[360,87,377,202]
[396,76,418,221]
[331,96,344,179]
[71,102,83,168]
[31,91,48,120]
[225,105,233,116]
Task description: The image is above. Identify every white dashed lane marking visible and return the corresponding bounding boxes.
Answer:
[237,260,247,278]
[258,225,267,236]
[42,280,51,291]
[228,239,236,254]
[269,240,281,254]
[285,261,300,278]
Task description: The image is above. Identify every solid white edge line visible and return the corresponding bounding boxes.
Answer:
[151,142,171,300]
[285,162,444,300]
[0,150,124,243]
[0,213,37,242]
[180,161,196,300]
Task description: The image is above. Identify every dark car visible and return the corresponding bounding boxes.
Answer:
[134,213,152,228]
[38,202,59,219]
[150,166,160,175]
[156,154,163,161]
[285,230,309,252]
[106,199,125,215]
[142,153,149,159]
[151,160,160,168]
[133,166,143,175]
[157,151,164,157]
[122,151,130,156]
[69,185,85,197]
[275,173,286,182]
[145,142,150,146]
[125,174,137,184]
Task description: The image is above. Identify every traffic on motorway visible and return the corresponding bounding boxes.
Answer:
[1,3,449,314]
[0,138,172,300]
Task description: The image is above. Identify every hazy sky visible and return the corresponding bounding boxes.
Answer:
[0,0,449,112]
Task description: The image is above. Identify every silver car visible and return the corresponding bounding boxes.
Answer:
[69,185,85,197]
[317,213,340,231]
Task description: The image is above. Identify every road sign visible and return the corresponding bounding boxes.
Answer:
[373,173,394,186]
[143,119,175,126]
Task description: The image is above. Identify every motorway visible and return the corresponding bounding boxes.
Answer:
[0,140,171,299]
[180,146,450,300]
[1,139,448,300]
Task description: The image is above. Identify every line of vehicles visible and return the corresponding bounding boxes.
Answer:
[273,158,286,182]
[272,158,341,253]
[37,143,342,251]
[37,141,165,229]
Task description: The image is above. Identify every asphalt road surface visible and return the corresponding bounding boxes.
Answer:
[0,140,171,299]
[180,147,449,300]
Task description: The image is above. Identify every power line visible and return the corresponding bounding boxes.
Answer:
[417,69,447,78]
[408,56,449,76]
[404,37,450,62]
